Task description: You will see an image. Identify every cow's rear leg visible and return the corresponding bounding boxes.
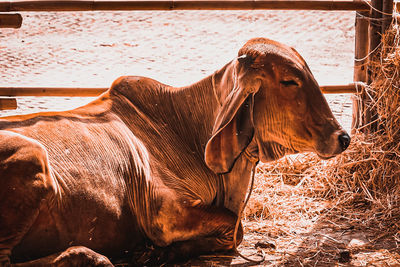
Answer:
[0,131,60,266]
[12,246,113,267]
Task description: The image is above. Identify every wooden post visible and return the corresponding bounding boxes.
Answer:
[364,0,383,132]
[352,10,369,132]
[0,98,17,110]
[0,13,22,28]
[0,87,107,97]
[369,0,383,65]
[382,0,393,34]
[353,0,394,133]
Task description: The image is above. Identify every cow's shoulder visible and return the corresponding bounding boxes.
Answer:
[109,76,166,99]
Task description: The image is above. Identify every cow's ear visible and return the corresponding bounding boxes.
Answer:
[205,57,261,174]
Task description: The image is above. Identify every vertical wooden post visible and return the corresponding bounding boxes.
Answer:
[362,0,383,132]
[381,0,394,56]
[353,0,394,133]
[369,0,383,64]
[382,0,394,34]
[352,10,369,132]
[365,0,394,132]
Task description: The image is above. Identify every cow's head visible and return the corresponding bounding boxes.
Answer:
[205,38,350,174]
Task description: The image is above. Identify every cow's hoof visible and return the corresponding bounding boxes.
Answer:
[54,246,114,267]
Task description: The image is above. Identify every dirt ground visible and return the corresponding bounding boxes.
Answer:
[2,10,399,266]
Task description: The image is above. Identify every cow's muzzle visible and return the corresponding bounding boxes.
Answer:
[315,129,351,159]
[338,132,351,151]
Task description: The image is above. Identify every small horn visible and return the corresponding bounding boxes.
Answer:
[237,54,254,66]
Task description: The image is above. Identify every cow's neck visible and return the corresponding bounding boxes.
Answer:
[173,64,258,215]
[112,66,257,215]
[173,61,236,142]
[171,76,220,154]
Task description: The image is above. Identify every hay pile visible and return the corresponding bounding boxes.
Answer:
[245,21,400,230]
[326,21,400,211]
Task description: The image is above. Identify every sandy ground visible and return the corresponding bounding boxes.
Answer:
[0,10,381,266]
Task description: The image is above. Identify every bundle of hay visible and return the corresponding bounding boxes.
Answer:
[328,21,400,202]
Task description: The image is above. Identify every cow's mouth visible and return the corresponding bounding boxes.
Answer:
[313,131,351,160]
[315,152,335,160]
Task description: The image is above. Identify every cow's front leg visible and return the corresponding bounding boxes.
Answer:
[12,246,113,267]
[0,131,59,266]
[136,203,243,265]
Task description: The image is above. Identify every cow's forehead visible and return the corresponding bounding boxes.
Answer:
[239,38,306,68]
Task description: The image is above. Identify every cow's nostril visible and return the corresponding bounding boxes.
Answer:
[338,133,351,151]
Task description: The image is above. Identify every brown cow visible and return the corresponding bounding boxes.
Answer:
[0,38,350,266]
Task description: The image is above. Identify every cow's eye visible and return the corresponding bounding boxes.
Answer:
[280,80,298,87]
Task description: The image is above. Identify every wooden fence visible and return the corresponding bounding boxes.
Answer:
[0,0,395,131]
[0,84,363,97]
[0,0,370,11]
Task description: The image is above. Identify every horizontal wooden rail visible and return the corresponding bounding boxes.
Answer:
[0,13,22,28]
[320,83,363,94]
[0,83,361,97]
[0,87,107,96]
[0,98,17,110]
[0,0,370,12]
